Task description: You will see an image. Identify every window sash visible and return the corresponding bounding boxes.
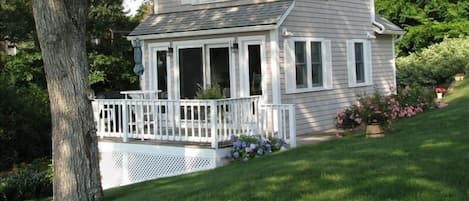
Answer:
[354,43,365,83]
[311,41,323,87]
[294,41,308,88]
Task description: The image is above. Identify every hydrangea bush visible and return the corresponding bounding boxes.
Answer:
[230,135,287,161]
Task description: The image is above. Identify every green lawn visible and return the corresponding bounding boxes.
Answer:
[104,80,469,201]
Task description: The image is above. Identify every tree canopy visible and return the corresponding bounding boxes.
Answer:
[0,0,35,42]
[376,0,469,55]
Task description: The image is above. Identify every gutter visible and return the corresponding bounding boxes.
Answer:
[370,0,404,42]
[126,24,277,40]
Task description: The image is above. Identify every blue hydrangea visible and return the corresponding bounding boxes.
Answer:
[260,137,268,146]
[265,144,272,153]
[279,139,286,146]
[230,135,238,142]
[250,143,257,150]
[232,151,240,159]
[241,141,247,148]
[233,141,242,149]
[245,147,251,153]
[257,148,264,156]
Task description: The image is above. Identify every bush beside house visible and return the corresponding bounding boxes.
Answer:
[336,87,434,130]
[397,38,469,88]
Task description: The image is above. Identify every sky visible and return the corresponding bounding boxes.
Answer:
[122,0,146,16]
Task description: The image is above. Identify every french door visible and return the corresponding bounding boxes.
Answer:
[239,37,266,102]
[176,43,232,99]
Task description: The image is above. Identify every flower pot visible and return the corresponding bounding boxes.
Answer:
[436,92,443,99]
[455,74,465,81]
[366,124,385,138]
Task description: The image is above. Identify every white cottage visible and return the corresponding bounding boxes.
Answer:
[127,0,404,134]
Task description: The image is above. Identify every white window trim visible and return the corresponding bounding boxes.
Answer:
[173,38,235,99]
[347,39,373,87]
[148,42,171,99]
[285,37,333,94]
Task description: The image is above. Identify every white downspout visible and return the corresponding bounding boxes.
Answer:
[370,0,385,34]
[395,34,405,42]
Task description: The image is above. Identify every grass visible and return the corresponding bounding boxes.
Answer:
[104,80,469,201]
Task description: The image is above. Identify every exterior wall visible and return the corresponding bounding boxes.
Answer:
[279,0,396,134]
[156,0,279,13]
[140,31,275,103]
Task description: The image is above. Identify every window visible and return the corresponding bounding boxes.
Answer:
[286,38,332,93]
[347,40,372,87]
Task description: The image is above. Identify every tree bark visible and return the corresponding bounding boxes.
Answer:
[32,0,103,200]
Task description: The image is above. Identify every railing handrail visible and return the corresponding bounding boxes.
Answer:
[93,95,261,102]
[92,95,296,148]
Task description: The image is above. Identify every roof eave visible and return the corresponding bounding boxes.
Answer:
[375,28,406,36]
[127,24,277,41]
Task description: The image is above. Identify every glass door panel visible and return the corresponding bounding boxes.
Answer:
[179,48,203,99]
[248,45,262,96]
[208,47,230,98]
[156,50,168,99]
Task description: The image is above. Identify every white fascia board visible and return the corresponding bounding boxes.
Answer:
[127,25,277,41]
[276,1,295,29]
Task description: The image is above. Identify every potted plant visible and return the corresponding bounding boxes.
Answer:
[454,73,465,81]
[357,92,400,138]
[434,87,446,99]
[364,110,386,138]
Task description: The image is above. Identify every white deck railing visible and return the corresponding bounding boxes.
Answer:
[92,96,296,148]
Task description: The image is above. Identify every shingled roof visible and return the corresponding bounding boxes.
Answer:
[129,0,293,36]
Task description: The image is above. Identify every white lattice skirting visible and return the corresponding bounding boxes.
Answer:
[98,142,231,189]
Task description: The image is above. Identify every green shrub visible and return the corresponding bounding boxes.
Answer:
[397,38,469,88]
[0,159,52,201]
[0,51,51,171]
[195,84,223,99]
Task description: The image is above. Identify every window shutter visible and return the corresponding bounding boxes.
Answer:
[323,40,333,89]
[364,40,373,85]
[346,40,356,87]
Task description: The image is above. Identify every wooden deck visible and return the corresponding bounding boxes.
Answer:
[98,137,233,148]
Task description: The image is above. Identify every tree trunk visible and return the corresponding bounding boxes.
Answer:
[32,0,103,200]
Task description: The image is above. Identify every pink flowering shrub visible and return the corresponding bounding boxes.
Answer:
[336,87,433,129]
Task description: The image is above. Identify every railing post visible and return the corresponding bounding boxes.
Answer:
[210,100,218,149]
[122,99,129,143]
[288,104,297,148]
